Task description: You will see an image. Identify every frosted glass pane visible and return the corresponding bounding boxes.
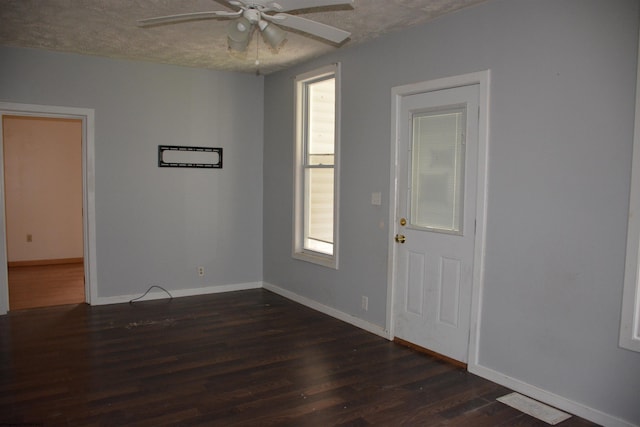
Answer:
[411,108,465,233]
[305,168,334,254]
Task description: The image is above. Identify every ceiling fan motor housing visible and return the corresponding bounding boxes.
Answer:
[243,9,262,24]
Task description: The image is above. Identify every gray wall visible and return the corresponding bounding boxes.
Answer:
[1,0,639,424]
[0,47,264,298]
[263,0,640,424]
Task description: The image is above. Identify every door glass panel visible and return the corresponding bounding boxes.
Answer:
[410,107,466,233]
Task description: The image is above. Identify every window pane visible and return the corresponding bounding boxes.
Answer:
[410,108,465,233]
[306,78,335,165]
[308,154,334,166]
[305,167,334,254]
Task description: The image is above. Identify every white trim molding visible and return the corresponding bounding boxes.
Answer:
[469,364,637,427]
[0,102,97,315]
[93,282,263,306]
[620,30,640,353]
[263,281,389,339]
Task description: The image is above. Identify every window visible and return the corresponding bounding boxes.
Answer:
[293,63,340,268]
[621,34,640,352]
[411,107,466,234]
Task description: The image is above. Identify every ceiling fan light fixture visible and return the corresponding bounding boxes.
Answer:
[260,22,287,52]
[139,0,354,59]
[227,17,253,52]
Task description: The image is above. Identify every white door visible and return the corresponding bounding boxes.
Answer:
[393,84,479,363]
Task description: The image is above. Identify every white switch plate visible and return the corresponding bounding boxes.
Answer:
[371,192,382,206]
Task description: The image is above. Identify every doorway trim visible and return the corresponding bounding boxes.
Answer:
[386,70,491,367]
[0,102,97,314]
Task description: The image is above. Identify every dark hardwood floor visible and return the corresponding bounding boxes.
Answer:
[0,289,599,426]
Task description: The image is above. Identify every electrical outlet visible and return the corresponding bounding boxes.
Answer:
[198,266,205,277]
[361,296,368,311]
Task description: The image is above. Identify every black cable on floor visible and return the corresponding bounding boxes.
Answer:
[129,285,173,304]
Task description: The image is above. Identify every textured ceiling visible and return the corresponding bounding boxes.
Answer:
[0,0,487,75]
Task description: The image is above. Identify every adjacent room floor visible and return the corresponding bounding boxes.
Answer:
[7,262,85,310]
[0,289,599,426]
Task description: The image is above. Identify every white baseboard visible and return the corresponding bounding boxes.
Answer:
[263,281,390,340]
[468,363,637,427]
[92,281,263,306]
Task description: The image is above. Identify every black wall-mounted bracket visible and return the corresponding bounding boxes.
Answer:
[158,145,223,169]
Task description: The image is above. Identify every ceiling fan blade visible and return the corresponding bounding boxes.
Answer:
[272,13,350,44]
[137,10,241,27]
[266,0,354,12]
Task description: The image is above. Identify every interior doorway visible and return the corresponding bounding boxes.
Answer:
[3,115,85,310]
[0,102,97,315]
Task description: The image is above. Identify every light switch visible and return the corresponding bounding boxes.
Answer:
[371,192,382,206]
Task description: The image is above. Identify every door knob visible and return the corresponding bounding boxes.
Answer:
[395,234,406,244]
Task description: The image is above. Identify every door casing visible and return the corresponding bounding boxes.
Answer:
[0,102,97,314]
[387,70,490,367]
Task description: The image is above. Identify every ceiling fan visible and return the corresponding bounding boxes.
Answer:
[138,0,355,53]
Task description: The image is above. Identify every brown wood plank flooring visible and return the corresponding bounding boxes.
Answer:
[0,289,600,426]
[8,262,85,310]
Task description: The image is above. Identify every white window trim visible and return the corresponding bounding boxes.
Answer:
[293,63,341,269]
[620,33,640,352]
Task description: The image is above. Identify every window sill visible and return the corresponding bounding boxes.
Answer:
[293,250,338,270]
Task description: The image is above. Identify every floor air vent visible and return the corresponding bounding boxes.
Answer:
[497,392,571,425]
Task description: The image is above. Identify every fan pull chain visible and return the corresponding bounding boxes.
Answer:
[255,31,260,75]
